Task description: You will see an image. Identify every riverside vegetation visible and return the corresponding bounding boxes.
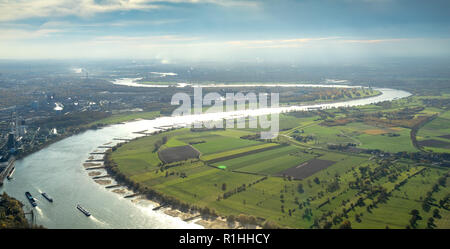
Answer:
[0,192,45,229]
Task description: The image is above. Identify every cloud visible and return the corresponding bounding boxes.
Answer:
[91,35,201,45]
[225,37,413,49]
[168,0,259,8]
[341,39,406,44]
[1,35,448,61]
[0,0,258,22]
[37,19,184,31]
[227,37,341,48]
[0,28,62,40]
[0,0,158,22]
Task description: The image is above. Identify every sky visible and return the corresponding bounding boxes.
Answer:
[0,0,449,63]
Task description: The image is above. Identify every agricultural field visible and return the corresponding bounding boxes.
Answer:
[277,159,335,180]
[211,145,315,175]
[202,143,280,162]
[284,119,417,153]
[417,110,450,153]
[346,123,416,153]
[109,94,450,229]
[158,145,200,164]
[164,129,264,154]
[86,111,160,127]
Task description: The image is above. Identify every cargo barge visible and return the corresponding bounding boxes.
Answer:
[6,166,15,180]
[42,193,53,202]
[25,191,37,207]
[76,204,91,217]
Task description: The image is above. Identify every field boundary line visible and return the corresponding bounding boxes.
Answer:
[205,144,286,164]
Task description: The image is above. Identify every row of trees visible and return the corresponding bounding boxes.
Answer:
[221,176,268,200]
[153,136,167,152]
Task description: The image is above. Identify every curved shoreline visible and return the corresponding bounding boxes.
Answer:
[92,82,411,228]
[102,141,248,229]
[111,77,369,89]
[4,80,411,229]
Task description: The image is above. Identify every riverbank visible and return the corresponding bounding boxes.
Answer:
[100,141,260,229]
[138,196,253,229]
[2,84,412,229]
[14,124,103,161]
[13,111,160,162]
[13,84,383,162]
[0,192,31,228]
[81,87,402,229]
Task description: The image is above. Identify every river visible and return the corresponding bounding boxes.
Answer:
[0,79,411,228]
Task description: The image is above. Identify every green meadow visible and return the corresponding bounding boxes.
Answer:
[417,110,450,153]
[87,111,160,127]
[211,145,314,175]
[109,94,450,229]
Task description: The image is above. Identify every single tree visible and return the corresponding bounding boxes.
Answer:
[339,220,352,229]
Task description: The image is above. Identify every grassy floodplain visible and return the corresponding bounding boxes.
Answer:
[87,111,160,127]
[109,93,450,229]
[417,110,450,153]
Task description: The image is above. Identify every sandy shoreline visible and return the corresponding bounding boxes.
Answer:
[88,171,102,176]
[83,136,265,229]
[94,179,112,185]
[83,162,102,167]
[112,188,128,194]
[132,196,258,229]
[85,165,258,229]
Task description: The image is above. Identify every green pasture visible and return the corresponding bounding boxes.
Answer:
[212,145,315,175]
[87,111,160,126]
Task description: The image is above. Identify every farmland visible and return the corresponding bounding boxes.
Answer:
[158,145,200,164]
[417,110,450,153]
[211,145,315,175]
[86,111,160,127]
[108,94,450,229]
[276,159,336,180]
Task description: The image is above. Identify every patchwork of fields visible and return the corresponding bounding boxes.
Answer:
[158,145,200,164]
[211,145,314,175]
[109,95,450,229]
[418,110,450,153]
[298,121,417,153]
[87,111,160,127]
